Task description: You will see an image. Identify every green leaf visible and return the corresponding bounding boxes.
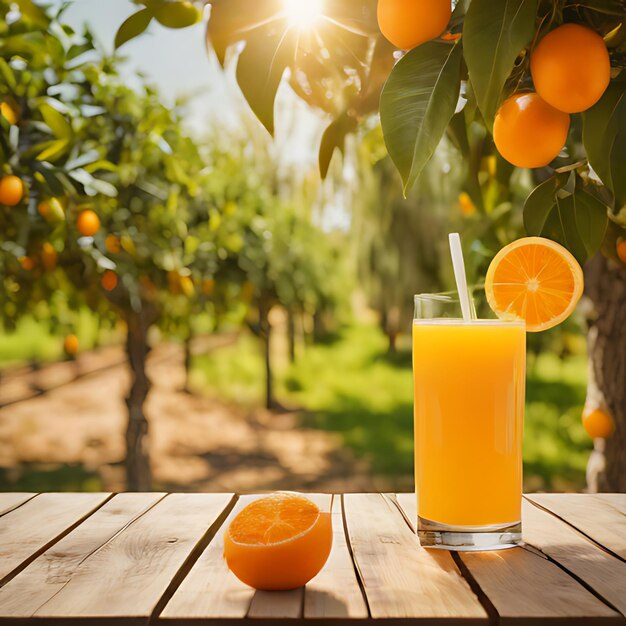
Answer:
[463,0,538,128]
[446,111,484,212]
[151,1,201,28]
[114,8,153,50]
[0,59,16,91]
[583,75,626,210]
[83,159,118,174]
[35,138,70,162]
[206,0,280,67]
[16,0,50,27]
[551,194,588,264]
[525,174,593,263]
[523,172,570,235]
[236,27,297,136]
[574,185,608,259]
[39,102,72,139]
[67,41,95,61]
[449,0,470,30]
[318,113,358,179]
[380,40,462,193]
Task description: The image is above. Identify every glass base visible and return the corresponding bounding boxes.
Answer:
[417,516,521,551]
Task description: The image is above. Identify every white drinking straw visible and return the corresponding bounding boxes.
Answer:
[448,233,472,322]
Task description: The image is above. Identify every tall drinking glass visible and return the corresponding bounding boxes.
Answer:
[412,293,526,550]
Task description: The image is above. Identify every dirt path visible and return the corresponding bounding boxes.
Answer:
[0,343,378,492]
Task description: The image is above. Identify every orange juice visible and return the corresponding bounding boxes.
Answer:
[412,320,525,527]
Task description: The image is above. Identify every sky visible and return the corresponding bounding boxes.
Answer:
[57,0,325,168]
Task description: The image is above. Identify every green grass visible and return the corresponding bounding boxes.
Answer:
[192,322,592,490]
[0,464,103,492]
[0,309,107,367]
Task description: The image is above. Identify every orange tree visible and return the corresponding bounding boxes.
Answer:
[112,0,626,490]
[0,0,121,340]
[0,1,238,490]
[3,1,350,489]
[200,147,350,409]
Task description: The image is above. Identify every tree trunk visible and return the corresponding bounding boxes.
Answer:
[259,300,274,410]
[584,254,626,493]
[386,305,400,354]
[287,307,296,363]
[183,332,193,393]
[124,308,154,491]
[312,310,324,343]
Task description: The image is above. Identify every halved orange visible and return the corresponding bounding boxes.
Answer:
[485,237,584,332]
[223,492,332,590]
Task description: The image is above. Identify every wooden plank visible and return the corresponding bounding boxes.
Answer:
[159,495,258,622]
[522,499,626,616]
[304,495,369,619]
[1,493,233,623]
[0,492,111,585]
[0,492,165,619]
[589,493,626,516]
[458,548,621,625]
[0,493,36,516]
[395,492,417,527]
[247,589,303,619]
[396,494,622,624]
[527,493,626,560]
[343,493,487,621]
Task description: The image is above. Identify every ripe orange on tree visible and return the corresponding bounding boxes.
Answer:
[617,239,626,264]
[76,209,101,237]
[223,493,332,590]
[531,23,610,114]
[493,93,570,169]
[377,0,451,50]
[40,242,58,271]
[64,334,79,356]
[0,175,24,206]
[202,277,215,296]
[582,408,614,439]
[458,192,476,216]
[101,270,118,292]
[105,234,121,254]
[19,256,35,271]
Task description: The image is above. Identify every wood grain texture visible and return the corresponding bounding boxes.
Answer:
[344,493,487,621]
[0,492,165,619]
[458,547,621,625]
[0,493,233,622]
[160,495,258,621]
[304,495,369,619]
[0,493,36,516]
[592,494,626,515]
[522,498,626,616]
[395,492,417,529]
[0,492,110,585]
[527,493,626,559]
[247,589,303,619]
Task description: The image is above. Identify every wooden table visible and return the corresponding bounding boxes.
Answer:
[0,492,624,625]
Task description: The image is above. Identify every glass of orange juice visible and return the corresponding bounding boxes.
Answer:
[413,292,526,550]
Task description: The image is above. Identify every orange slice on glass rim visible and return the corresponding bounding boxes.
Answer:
[485,236,584,332]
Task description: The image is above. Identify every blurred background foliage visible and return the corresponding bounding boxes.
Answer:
[0,0,593,493]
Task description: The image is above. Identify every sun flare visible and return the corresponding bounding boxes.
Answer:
[283,0,323,29]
